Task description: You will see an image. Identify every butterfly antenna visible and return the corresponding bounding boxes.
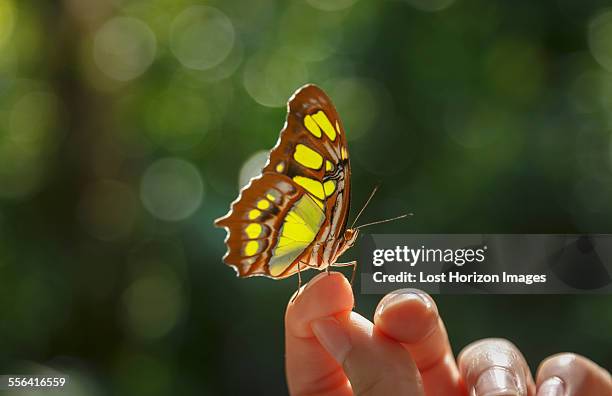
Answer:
[350,184,380,229]
[355,213,413,230]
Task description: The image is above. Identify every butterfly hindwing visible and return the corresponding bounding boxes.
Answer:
[215,172,326,278]
[215,84,351,279]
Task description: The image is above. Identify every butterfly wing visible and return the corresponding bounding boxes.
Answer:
[215,84,351,278]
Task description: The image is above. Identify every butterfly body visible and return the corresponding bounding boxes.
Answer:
[215,84,357,279]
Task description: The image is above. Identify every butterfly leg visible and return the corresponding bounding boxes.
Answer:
[333,261,358,286]
[290,261,304,304]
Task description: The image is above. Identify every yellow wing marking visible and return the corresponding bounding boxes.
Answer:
[244,240,260,256]
[268,194,324,276]
[312,111,336,141]
[325,160,334,172]
[341,147,347,160]
[266,192,278,204]
[294,144,323,170]
[245,223,262,239]
[293,176,325,200]
[276,162,285,173]
[323,180,336,197]
[304,115,322,138]
[248,209,261,220]
[257,199,271,210]
[335,120,341,135]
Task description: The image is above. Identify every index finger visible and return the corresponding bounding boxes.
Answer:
[285,272,354,396]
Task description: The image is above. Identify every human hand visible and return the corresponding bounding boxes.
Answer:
[285,272,612,395]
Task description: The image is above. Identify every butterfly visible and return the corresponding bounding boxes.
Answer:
[214,83,363,283]
[215,84,407,285]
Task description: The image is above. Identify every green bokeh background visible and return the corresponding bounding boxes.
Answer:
[0,0,611,394]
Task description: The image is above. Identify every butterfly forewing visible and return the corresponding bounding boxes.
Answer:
[215,84,351,279]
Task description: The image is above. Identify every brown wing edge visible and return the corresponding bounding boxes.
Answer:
[262,83,342,174]
[214,173,301,278]
[214,175,259,278]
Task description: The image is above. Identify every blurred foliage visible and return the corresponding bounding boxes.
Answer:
[0,0,611,394]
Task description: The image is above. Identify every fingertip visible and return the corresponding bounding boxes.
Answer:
[374,289,438,344]
[536,353,611,395]
[286,271,354,338]
[458,338,533,396]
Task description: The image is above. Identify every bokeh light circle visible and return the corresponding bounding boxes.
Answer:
[140,158,204,221]
[8,91,61,152]
[170,6,235,71]
[243,51,309,107]
[0,0,15,49]
[569,70,606,113]
[189,38,244,82]
[123,271,183,339]
[238,150,268,189]
[280,2,342,62]
[589,10,612,72]
[93,16,157,81]
[327,78,386,141]
[0,89,62,199]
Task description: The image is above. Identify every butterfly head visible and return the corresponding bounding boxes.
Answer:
[343,228,359,248]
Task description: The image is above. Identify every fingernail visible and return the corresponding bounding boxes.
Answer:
[377,289,433,316]
[311,317,352,365]
[537,377,565,396]
[473,366,520,396]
